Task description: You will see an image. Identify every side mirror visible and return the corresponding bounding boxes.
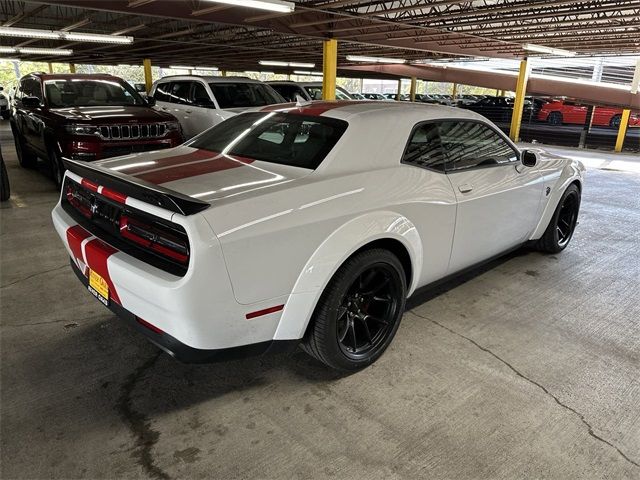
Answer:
[22,96,41,108]
[145,96,156,107]
[521,149,538,167]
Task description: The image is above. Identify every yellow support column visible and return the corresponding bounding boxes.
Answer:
[143,58,153,94]
[69,63,76,74]
[614,110,631,152]
[451,83,457,100]
[615,59,639,152]
[409,76,417,102]
[48,62,54,73]
[221,70,227,77]
[322,38,337,100]
[509,58,531,142]
[396,78,402,100]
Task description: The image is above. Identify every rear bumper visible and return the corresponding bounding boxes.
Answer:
[70,260,297,363]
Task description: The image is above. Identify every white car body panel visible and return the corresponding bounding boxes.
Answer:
[52,101,584,359]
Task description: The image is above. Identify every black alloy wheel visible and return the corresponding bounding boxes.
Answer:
[301,248,406,371]
[336,264,402,359]
[556,190,579,248]
[536,184,581,253]
[548,111,563,126]
[609,115,621,129]
[48,144,64,189]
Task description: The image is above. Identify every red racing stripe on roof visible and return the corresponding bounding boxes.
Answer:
[135,155,254,185]
[117,148,215,176]
[260,100,371,116]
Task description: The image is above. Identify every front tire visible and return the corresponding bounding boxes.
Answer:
[547,111,563,126]
[536,184,581,253]
[11,125,37,168]
[47,143,64,188]
[301,249,407,371]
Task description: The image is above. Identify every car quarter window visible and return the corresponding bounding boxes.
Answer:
[402,123,448,171]
[438,121,518,171]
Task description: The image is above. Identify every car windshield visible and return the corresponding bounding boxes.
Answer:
[44,79,145,107]
[304,86,352,101]
[208,82,284,109]
[188,111,348,170]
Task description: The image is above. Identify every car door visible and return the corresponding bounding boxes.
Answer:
[441,120,543,273]
[166,81,197,138]
[18,78,47,155]
[152,81,173,115]
[187,81,218,137]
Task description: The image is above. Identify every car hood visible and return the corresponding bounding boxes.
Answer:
[96,145,311,203]
[50,105,175,123]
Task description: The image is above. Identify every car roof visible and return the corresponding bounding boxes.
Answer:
[25,73,120,82]
[155,75,264,84]
[257,100,488,124]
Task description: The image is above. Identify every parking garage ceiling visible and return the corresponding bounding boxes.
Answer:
[0,0,639,70]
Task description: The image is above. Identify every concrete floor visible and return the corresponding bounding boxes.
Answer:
[1,123,639,479]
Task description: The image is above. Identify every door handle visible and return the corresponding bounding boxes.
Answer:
[185,110,192,114]
[458,184,473,193]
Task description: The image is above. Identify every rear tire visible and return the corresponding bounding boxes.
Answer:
[1,111,9,120]
[301,248,406,371]
[609,114,621,129]
[0,156,9,201]
[11,125,37,168]
[536,184,581,253]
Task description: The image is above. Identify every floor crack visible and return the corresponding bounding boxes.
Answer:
[116,352,171,480]
[1,264,67,289]
[409,310,640,469]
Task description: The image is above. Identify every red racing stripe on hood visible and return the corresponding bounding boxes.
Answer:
[134,155,254,185]
[66,225,92,268]
[84,238,121,305]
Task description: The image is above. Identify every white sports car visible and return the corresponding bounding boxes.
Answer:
[52,101,584,370]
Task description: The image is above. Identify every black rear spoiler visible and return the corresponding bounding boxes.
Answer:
[62,158,210,216]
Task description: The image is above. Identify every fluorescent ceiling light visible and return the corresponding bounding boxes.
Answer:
[0,26,133,44]
[523,44,576,57]
[346,55,406,64]
[170,65,218,71]
[0,46,72,55]
[293,70,322,75]
[244,70,274,74]
[259,60,315,68]
[0,57,18,62]
[203,0,294,13]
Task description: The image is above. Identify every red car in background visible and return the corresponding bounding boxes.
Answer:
[538,99,639,128]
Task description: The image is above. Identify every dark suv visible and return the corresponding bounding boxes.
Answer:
[10,73,184,186]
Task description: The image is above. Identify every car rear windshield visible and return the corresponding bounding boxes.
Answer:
[188,112,348,170]
[44,79,145,108]
[208,83,284,109]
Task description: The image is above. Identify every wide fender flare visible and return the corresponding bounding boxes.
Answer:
[530,161,584,240]
[273,211,422,341]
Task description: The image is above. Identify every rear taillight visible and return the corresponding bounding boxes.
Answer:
[120,215,189,264]
[66,184,92,219]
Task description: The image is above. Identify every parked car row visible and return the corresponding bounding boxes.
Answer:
[6,70,637,189]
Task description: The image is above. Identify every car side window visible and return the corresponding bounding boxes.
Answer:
[153,82,171,102]
[402,123,447,172]
[22,79,43,100]
[169,81,192,105]
[438,121,518,171]
[191,82,213,106]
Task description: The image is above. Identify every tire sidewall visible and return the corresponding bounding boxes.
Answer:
[315,250,407,371]
[550,185,581,251]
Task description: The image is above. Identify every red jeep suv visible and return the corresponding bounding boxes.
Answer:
[10,73,184,186]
